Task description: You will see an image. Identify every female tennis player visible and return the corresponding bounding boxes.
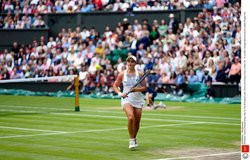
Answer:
[113,55,147,150]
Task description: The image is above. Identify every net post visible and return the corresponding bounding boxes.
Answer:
[74,76,80,112]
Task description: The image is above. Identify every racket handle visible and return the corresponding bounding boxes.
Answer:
[121,90,132,99]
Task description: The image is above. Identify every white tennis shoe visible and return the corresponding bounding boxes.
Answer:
[134,138,138,147]
[129,139,137,150]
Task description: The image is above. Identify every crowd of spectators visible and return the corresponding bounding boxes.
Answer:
[0,12,46,29]
[0,0,239,29]
[0,1,241,94]
[0,0,239,13]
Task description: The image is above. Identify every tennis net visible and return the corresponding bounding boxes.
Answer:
[0,75,80,113]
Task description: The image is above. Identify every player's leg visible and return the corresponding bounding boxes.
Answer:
[123,103,137,149]
[123,103,135,139]
[133,108,142,147]
[133,108,142,139]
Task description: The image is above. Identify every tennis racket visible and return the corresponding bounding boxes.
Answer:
[125,70,151,96]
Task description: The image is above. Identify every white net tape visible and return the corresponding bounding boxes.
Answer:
[0,75,77,83]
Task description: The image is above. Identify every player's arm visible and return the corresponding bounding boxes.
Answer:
[130,72,147,93]
[113,72,127,98]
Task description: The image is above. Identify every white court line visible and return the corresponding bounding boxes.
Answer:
[51,112,240,126]
[82,109,240,121]
[0,122,204,139]
[0,109,240,126]
[0,104,240,121]
[156,151,240,160]
[0,126,66,133]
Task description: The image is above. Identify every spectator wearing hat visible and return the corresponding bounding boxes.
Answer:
[168,13,178,34]
[122,17,130,30]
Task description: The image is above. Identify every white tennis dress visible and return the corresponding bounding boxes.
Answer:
[121,70,145,108]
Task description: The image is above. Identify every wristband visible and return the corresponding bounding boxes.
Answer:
[118,92,123,97]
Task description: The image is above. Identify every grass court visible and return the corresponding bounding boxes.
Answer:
[0,95,240,160]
